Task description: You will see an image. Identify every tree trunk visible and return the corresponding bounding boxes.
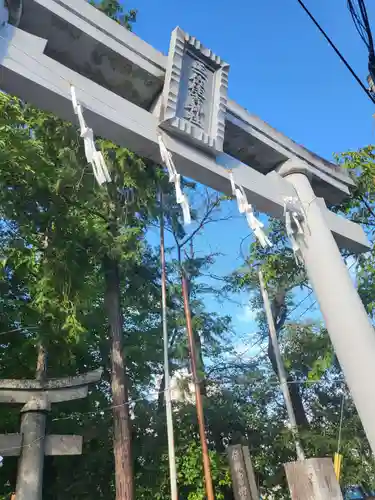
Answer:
[268,290,309,428]
[103,255,133,500]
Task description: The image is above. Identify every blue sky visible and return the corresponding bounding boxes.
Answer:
[131,0,375,156]
[131,0,374,348]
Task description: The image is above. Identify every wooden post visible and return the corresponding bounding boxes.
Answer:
[228,444,259,500]
[258,270,305,461]
[242,446,259,499]
[284,458,343,500]
[259,272,344,499]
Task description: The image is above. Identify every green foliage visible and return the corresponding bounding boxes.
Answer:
[0,86,236,498]
[335,146,375,320]
[1,95,375,496]
[89,0,137,29]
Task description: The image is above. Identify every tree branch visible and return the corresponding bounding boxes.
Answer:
[179,195,221,248]
[60,193,110,223]
[360,194,375,220]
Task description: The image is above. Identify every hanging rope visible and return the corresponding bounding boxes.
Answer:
[283,196,305,265]
[70,85,111,186]
[157,134,191,226]
[229,171,272,248]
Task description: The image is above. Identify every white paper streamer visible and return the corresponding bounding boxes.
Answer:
[284,196,304,265]
[229,171,272,248]
[70,85,111,186]
[158,134,191,225]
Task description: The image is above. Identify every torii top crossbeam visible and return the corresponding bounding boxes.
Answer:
[0,0,369,253]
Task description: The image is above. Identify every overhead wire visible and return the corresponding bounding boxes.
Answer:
[0,256,354,439]
[0,371,347,460]
[348,0,374,52]
[297,299,317,320]
[0,289,350,456]
[348,0,375,96]
[293,260,356,319]
[296,0,375,104]
[285,289,314,321]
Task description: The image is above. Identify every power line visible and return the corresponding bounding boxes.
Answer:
[347,0,375,93]
[348,0,374,53]
[296,0,375,105]
[0,307,350,443]
[297,298,317,320]
[286,289,314,320]
[287,291,318,323]
[287,260,357,323]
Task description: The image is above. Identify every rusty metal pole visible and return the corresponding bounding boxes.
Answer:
[181,273,215,500]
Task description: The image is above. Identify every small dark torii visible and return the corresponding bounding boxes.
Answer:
[0,353,102,500]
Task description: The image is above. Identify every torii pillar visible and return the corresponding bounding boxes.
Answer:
[0,368,102,500]
[278,159,375,454]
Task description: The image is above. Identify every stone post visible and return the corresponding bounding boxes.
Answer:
[16,396,50,500]
[0,369,102,499]
[228,444,259,500]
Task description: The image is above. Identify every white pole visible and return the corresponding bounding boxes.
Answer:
[160,192,178,500]
[284,167,375,455]
[258,270,305,461]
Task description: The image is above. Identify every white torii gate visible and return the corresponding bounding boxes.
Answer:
[1,0,375,459]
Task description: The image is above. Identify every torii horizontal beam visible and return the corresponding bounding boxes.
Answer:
[0,25,369,253]
[0,434,82,456]
[0,368,103,390]
[0,368,103,403]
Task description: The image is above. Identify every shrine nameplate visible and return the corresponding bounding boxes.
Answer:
[160,27,229,155]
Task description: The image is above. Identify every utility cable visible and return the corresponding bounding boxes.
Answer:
[347,0,375,85]
[285,290,314,320]
[348,0,374,52]
[296,0,375,105]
